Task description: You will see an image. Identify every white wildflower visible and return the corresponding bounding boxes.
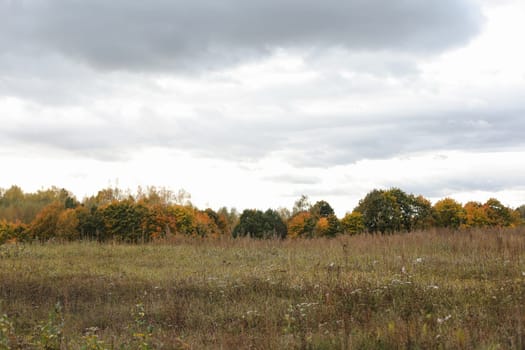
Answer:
[437,315,452,324]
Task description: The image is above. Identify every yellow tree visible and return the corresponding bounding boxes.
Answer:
[463,201,489,228]
[314,217,330,237]
[433,198,465,229]
[56,209,80,241]
[340,212,365,235]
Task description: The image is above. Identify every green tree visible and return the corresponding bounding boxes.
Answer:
[354,189,401,234]
[310,200,335,218]
[233,209,287,239]
[100,200,150,242]
[411,195,434,230]
[75,205,105,241]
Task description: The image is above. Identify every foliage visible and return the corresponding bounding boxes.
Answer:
[310,200,335,218]
[28,202,65,241]
[0,312,15,349]
[0,220,27,244]
[354,189,401,234]
[233,209,287,239]
[287,212,315,239]
[33,303,64,349]
[433,198,465,229]
[0,186,76,224]
[340,212,365,235]
[0,185,522,242]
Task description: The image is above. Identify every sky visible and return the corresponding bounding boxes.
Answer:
[1,0,524,216]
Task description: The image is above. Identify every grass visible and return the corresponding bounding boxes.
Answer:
[1,227,524,349]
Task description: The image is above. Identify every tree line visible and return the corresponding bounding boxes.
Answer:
[0,185,523,243]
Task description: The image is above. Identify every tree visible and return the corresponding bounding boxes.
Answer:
[263,209,288,239]
[341,212,365,235]
[483,198,514,227]
[56,209,80,241]
[204,208,229,236]
[515,205,525,226]
[217,207,239,235]
[75,205,105,241]
[292,195,311,216]
[517,205,525,219]
[411,195,434,230]
[233,209,287,239]
[354,189,401,234]
[287,212,315,239]
[463,201,489,228]
[169,205,197,236]
[433,198,465,229]
[100,200,150,242]
[310,200,335,218]
[0,219,28,244]
[28,202,64,241]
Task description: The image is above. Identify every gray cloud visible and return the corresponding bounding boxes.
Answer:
[0,0,483,72]
[3,104,523,167]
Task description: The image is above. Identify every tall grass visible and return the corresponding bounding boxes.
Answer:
[1,227,524,349]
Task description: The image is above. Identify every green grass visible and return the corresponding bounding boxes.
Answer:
[1,228,525,349]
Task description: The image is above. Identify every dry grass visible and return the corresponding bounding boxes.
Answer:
[1,227,525,349]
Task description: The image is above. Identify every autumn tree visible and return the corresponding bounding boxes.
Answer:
[340,212,365,235]
[0,219,28,244]
[463,201,488,228]
[28,202,65,241]
[287,212,315,239]
[0,186,77,224]
[482,198,515,227]
[56,209,80,240]
[433,198,465,229]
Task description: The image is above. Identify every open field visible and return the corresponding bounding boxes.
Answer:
[1,228,525,349]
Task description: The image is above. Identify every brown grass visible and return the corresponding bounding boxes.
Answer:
[1,227,524,349]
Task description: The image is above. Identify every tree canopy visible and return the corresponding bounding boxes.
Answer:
[0,185,522,243]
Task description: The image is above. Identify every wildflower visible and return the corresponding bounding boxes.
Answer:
[437,315,452,324]
[415,257,423,263]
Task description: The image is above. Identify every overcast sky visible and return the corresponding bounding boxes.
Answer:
[1,0,524,215]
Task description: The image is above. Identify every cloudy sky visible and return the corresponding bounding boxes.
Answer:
[1,0,524,215]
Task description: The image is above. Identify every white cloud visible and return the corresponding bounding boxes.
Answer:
[0,0,524,215]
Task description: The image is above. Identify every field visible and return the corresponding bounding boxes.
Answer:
[1,228,525,349]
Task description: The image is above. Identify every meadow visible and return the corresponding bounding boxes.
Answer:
[1,228,524,349]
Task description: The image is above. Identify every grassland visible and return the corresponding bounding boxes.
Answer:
[1,228,525,349]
